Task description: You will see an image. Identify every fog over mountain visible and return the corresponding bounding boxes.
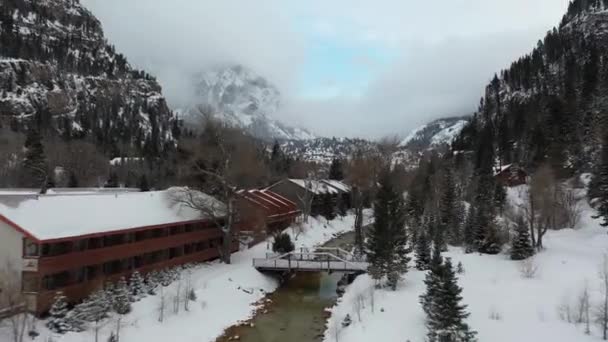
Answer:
[82,0,569,139]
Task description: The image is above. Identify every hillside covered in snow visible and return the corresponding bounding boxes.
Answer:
[177,65,315,141]
[400,116,469,150]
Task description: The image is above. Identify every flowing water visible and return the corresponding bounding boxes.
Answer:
[217,228,367,342]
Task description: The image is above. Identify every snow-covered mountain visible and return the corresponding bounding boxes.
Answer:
[400,116,469,150]
[178,66,314,141]
[0,0,177,155]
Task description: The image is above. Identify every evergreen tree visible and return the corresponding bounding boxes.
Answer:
[272,233,295,254]
[71,290,110,323]
[439,168,462,245]
[47,292,71,334]
[593,130,608,227]
[20,127,48,190]
[415,228,432,271]
[67,170,79,188]
[462,205,476,253]
[510,216,534,260]
[420,247,444,315]
[321,193,336,221]
[145,270,159,295]
[129,271,146,301]
[337,197,348,217]
[328,158,344,180]
[424,258,477,342]
[493,182,507,213]
[366,168,410,289]
[138,174,150,191]
[112,277,132,314]
[105,171,119,188]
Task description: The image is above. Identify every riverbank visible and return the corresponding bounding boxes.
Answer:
[26,212,370,342]
[215,220,365,342]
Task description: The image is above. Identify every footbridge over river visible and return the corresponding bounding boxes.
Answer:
[252,247,368,273]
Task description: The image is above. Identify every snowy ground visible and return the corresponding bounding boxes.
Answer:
[324,194,608,342]
[3,213,367,342]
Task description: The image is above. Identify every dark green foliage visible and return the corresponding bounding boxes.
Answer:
[67,170,79,188]
[421,257,477,342]
[20,127,48,189]
[138,174,150,192]
[439,167,463,246]
[511,216,534,260]
[593,131,608,227]
[329,158,344,180]
[105,172,119,188]
[272,233,295,255]
[415,228,432,271]
[321,193,336,220]
[493,182,507,213]
[47,292,70,334]
[112,277,132,315]
[366,168,411,290]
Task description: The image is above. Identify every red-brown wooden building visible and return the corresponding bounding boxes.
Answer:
[494,164,528,187]
[235,189,300,245]
[0,189,234,315]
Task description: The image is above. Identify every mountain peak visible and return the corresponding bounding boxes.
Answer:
[180,65,314,141]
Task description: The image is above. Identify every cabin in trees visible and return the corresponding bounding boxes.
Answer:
[0,188,234,316]
[265,179,351,216]
[494,164,527,187]
[235,189,300,245]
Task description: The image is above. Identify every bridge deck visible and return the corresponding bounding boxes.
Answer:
[252,247,368,273]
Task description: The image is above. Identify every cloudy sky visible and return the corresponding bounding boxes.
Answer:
[82,0,570,139]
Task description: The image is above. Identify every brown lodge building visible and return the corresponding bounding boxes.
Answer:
[0,187,298,315]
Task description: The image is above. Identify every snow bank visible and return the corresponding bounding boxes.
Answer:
[324,202,608,342]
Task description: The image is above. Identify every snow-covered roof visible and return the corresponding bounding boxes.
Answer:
[288,179,340,195]
[494,164,513,176]
[321,180,351,193]
[0,188,224,242]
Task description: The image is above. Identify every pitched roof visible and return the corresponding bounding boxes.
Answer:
[321,180,351,193]
[287,179,340,195]
[0,188,224,242]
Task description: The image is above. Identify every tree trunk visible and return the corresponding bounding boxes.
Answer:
[222,198,234,264]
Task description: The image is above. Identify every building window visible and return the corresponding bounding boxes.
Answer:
[23,239,39,257]
[42,271,70,290]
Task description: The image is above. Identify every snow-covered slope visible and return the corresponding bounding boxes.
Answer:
[178,66,314,141]
[324,186,606,342]
[400,117,469,150]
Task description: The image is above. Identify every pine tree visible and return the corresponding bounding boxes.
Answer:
[67,170,79,188]
[462,205,476,253]
[321,192,336,221]
[593,130,608,227]
[439,168,461,245]
[112,277,132,314]
[493,182,507,213]
[366,168,410,289]
[415,228,432,271]
[424,258,477,342]
[420,247,444,315]
[145,270,159,295]
[329,158,344,180]
[47,292,71,334]
[138,174,150,192]
[20,127,48,190]
[129,271,146,301]
[71,290,110,323]
[510,216,534,260]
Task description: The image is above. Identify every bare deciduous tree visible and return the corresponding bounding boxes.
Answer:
[0,263,28,342]
[597,254,608,340]
[174,115,270,264]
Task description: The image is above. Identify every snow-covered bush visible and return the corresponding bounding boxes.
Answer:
[129,271,146,301]
[46,292,71,334]
[519,257,539,279]
[112,277,132,315]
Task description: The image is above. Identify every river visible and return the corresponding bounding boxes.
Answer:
[216,228,363,342]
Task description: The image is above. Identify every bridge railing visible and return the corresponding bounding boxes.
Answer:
[252,258,368,272]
